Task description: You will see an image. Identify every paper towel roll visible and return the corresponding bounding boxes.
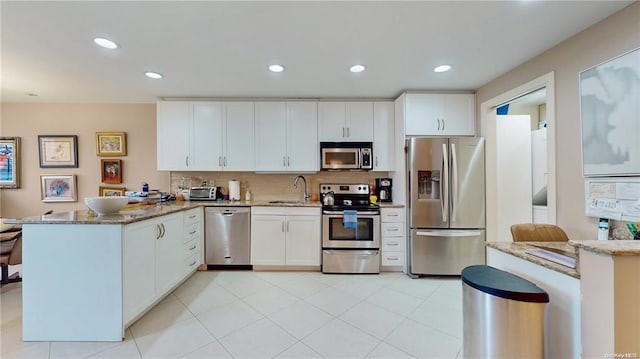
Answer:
[229,180,240,201]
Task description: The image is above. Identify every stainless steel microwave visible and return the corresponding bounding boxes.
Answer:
[320,142,373,170]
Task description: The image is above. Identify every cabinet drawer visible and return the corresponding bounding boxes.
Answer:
[184,252,201,273]
[381,208,404,222]
[381,251,404,266]
[183,223,201,242]
[184,238,200,258]
[382,222,405,237]
[382,238,403,251]
[184,208,202,224]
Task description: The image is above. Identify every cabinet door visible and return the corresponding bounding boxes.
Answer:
[287,102,319,172]
[346,102,374,141]
[250,215,286,265]
[255,102,287,171]
[373,101,395,171]
[192,102,224,170]
[157,102,191,170]
[404,94,439,135]
[285,215,321,266]
[155,213,184,294]
[439,94,475,136]
[318,102,347,141]
[224,102,255,171]
[123,219,157,324]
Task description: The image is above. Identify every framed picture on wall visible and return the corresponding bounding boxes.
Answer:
[41,175,77,202]
[99,186,126,197]
[0,137,20,189]
[38,135,78,168]
[96,132,127,156]
[101,159,122,184]
[580,47,640,176]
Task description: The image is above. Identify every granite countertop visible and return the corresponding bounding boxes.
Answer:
[486,241,580,279]
[569,239,640,256]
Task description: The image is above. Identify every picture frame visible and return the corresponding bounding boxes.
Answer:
[41,174,77,202]
[580,47,640,176]
[99,186,126,197]
[0,137,20,189]
[101,159,122,184]
[96,132,127,156]
[38,135,78,168]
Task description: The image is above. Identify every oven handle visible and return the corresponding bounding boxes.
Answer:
[323,250,379,255]
[323,211,380,216]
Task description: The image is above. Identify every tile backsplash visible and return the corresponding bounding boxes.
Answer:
[171,171,390,201]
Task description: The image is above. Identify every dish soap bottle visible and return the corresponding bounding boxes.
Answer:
[245,189,251,201]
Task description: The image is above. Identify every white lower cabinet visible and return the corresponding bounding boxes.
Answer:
[381,207,405,267]
[251,207,321,266]
[123,209,202,326]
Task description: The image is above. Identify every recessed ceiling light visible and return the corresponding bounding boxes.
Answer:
[93,37,119,49]
[269,64,284,73]
[144,71,163,79]
[24,92,38,97]
[350,64,366,73]
[434,65,452,73]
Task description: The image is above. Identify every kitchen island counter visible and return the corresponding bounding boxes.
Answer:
[486,241,579,278]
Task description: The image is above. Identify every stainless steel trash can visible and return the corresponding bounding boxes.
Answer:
[462,265,549,359]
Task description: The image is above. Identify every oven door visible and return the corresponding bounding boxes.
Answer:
[322,211,380,248]
[321,148,360,170]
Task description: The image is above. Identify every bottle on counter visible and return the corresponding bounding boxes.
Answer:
[142,182,149,193]
[245,189,251,201]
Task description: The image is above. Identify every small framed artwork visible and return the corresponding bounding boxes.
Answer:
[99,186,126,197]
[96,132,127,156]
[101,159,122,184]
[38,135,78,168]
[41,175,77,202]
[0,137,20,189]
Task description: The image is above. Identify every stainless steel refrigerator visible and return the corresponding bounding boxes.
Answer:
[407,137,485,276]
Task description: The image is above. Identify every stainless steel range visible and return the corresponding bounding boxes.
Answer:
[320,183,380,274]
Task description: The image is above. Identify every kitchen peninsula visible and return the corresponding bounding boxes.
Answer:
[487,239,640,359]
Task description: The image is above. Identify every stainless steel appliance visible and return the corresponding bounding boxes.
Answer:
[320,183,380,273]
[190,186,221,201]
[205,207,251,267]
[320,142,372,170]
[408,137,486,276]
[375,178,392,202]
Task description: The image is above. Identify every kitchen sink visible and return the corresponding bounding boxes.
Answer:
[268,200,305,204]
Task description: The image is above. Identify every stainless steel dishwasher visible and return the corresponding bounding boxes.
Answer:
[205,207,251,267]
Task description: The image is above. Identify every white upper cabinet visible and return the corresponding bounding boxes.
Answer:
[255,101,318,172]
[223,102,255,171]
[157,101,255,171]
[373,101,395,171]
[404,93,475,136]
[319,101,374,141]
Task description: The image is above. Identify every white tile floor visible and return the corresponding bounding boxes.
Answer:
[1,271,464,359]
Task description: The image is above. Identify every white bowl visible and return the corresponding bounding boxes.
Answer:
[85,196,129,215]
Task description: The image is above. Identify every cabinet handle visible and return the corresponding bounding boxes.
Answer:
[346,127,350,137]
[161,224,166,238]
[342,127,345,137]
[387,228,399,232]
[189,260,197,266]
[189,245,196,251]
[283,156,286,167]
[189,214,197,219]
[375,156,378,167]
[185,156,189,167]
[437,119,441,131]
[287,156,290,167]
[387,256,399,261]
[218,156,222,167]
[286,221,289,232]
[224,157,227,166]
[387,242,399,246]
[189,230,196,235]
[156,224,161,239]
[387,213,399,216]
[442,119,445,131]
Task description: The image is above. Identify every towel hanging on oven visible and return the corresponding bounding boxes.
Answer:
[343,210,358,229]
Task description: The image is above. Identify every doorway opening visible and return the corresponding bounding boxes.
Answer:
[481,72,557,242]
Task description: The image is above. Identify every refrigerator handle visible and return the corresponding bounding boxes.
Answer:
[451,143,458,222]
[442,143,449,222]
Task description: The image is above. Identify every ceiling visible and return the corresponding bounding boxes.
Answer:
[1,1,633,103]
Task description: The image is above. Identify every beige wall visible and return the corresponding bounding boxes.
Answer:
[0,103,169,218]
[476,3,640,240]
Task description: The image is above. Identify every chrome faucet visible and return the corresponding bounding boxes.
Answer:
[293,175,309,202]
